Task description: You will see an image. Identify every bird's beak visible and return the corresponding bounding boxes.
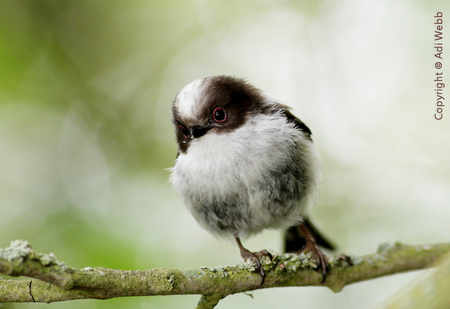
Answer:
[190,125,212,139]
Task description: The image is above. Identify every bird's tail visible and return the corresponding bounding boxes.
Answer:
[284,217,336,253]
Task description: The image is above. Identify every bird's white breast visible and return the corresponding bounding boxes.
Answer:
[170,111,320,238]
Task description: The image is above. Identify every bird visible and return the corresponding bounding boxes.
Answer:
[169,75,335,284]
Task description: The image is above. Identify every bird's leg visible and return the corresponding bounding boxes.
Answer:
[234,236,272,285]
[297,221,329,283]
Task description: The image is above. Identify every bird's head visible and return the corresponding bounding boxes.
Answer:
[172,76,264,153]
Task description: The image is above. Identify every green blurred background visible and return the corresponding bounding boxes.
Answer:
[1,0,449,308]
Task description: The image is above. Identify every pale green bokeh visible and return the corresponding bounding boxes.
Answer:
[381,252,450,309]
[1,1,449,308]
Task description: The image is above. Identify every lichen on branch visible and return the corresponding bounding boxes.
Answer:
[1,240,449,309]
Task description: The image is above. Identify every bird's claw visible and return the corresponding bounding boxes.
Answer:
[241,249,272,286]
[299,240,329,283]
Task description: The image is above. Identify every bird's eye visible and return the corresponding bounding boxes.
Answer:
[179,124,190,138]
[212,107,227,123]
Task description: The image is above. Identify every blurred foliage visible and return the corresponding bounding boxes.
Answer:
[0,0,194,173]
[381,252,450,309]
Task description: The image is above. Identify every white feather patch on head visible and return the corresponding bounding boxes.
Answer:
[174,78,206,120]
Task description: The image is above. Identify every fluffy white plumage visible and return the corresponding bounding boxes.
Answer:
[170,78,321,239]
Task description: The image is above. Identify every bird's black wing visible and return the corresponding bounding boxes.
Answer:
[280,107,312,140]
[276,105,335,252]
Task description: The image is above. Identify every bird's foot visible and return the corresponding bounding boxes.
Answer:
[297,222,329,283]
[240,248,272,285]
[298,239,329,283]
[235,236,272,286]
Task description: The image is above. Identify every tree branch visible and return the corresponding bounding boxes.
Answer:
[1,240,449,308]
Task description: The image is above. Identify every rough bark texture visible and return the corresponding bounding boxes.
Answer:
[1,240,449,309]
